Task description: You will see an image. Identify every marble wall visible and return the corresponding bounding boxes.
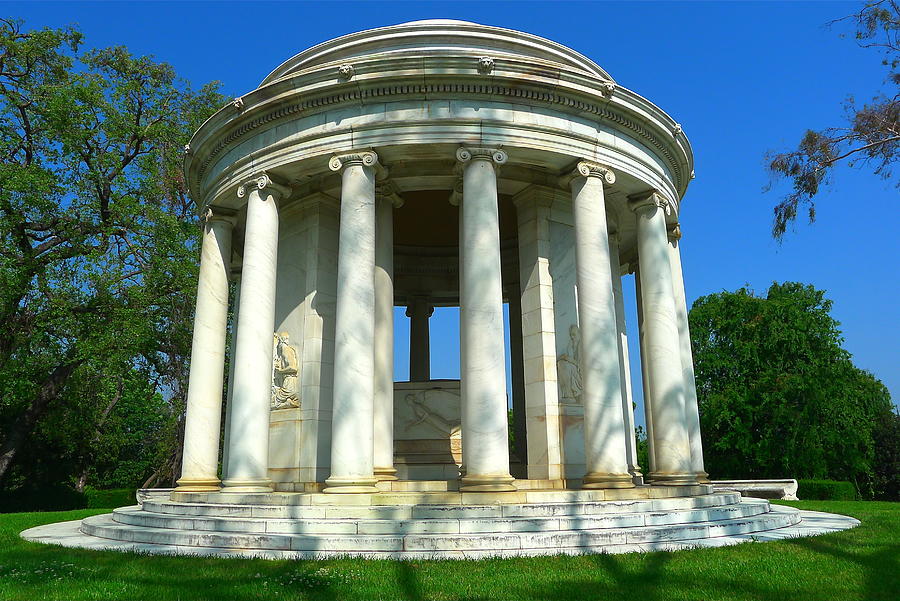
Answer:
[548,218,586,478]
[393,380,462,480]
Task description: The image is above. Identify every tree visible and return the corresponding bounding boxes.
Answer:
[872,408,900,499]
[0,18,226,489]
[689,282,895,497]
[767,1,899,239]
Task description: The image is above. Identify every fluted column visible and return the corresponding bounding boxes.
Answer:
[456,146,515,492]
[325,151,380,493]
[175,209,236,492]
[629,191,695,484]
[565,162,633,489]
[609,235,642,484]
[667,223,708,482]
[374,181,402,481]
[222,173,288,493]
[406,297,434,381]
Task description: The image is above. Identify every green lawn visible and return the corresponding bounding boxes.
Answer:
[0,501,896,601]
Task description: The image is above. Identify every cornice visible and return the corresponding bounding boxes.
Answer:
[185,57,692,199]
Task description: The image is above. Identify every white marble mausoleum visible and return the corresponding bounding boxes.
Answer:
[22,20,859,558]
[175,17,708,495]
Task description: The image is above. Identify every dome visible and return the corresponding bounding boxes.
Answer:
[261,19,613,85]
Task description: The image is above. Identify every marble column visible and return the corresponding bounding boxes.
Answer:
[507,286,528,467]
[566,162,633,489]
[406,297,434,382]
[221,268,241,482]
[325,151,380,493]
[374,181,401,481]
[635,268,658,476]
[609,236,642,484]
[175,209,236,492]
[667,223,709,482]
[454,181,468,477]
[629,191,695,485]
[222,173,288,493]
[456,146,515,492]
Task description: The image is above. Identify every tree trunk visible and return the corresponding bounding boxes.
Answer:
[74,378,123,493]
[0,359,83,485]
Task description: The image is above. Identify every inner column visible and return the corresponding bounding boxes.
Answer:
[407,297,433,381]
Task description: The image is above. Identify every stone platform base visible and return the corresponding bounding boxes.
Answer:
[21,484,858,560]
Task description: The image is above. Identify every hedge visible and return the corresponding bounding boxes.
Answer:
[84,488,135,509]
[797,479,857,500]
[0,486,135,513]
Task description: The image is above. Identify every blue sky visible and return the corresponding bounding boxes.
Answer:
[8,1,898,419]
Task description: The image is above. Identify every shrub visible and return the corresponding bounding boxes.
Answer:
[0,485,86,513]
[84,488,135,509]
[798,479,857,500]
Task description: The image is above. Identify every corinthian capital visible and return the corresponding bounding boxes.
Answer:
[628,190,672,216]
[237,172,291,201]
[456,146,507,165]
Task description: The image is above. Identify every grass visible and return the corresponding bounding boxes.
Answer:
[0,501,896,600]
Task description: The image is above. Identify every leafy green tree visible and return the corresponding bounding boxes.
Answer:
[767,1,899,239]
[0,18,226,489]
[689,282,894,496]
[872,408,900,499]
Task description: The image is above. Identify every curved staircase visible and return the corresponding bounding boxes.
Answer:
[21,484,859,559]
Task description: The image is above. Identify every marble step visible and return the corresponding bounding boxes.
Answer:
[81,503,800,554]
[112,500,769,536]
[142,492,742,520]
[171,484,715,507]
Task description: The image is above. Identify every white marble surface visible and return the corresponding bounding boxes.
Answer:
[21,502,860,560]
[223,183,281,492]
[713,479,799,501]
[373,196,396,479]
[631,193,693,482]
[548,218,587,478]
[514,189,563,481]
[569,166,632,488]
[610,235,641,483]
[668,235,707,480]
[296,195,340,484]
[458,148,514,491]
[326,155,378,493]
[177,216,233,490]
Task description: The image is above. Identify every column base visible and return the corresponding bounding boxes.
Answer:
[220,478,273,493]
[647,471,699,485]
[173,477,221,492]
[374,466,399,481]
[695,471,710,484]
[582,472,636,489]
[459,473,516,492]
[323,476,379,494]
[629,467,645,486]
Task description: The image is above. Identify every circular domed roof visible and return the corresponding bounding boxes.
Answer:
[261,19,613,85]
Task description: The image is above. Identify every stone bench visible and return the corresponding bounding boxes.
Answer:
[711,479,799,500]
